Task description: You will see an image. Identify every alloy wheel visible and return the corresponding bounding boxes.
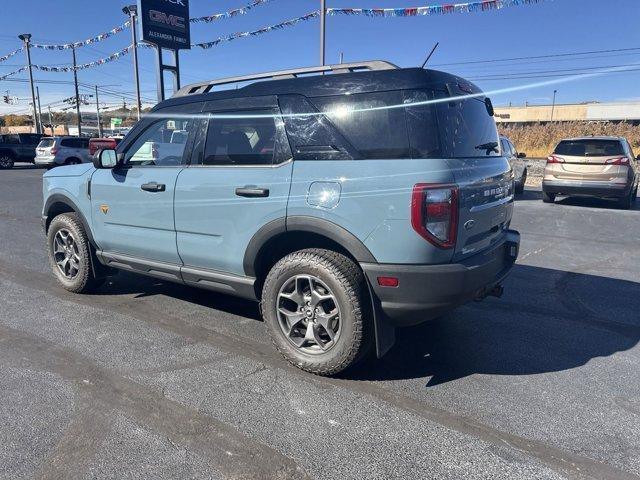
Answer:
[52,229,81,279]
[276,274,341,354]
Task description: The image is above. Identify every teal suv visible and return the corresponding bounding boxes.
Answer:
[42,61,520,375]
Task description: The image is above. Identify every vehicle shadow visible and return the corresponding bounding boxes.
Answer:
[97,271,262,321]
[97,265,640,387]
[516,187,639,211]
[345,264,640,385]
[7,163,43,171]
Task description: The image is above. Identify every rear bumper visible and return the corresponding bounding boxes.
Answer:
[361,230,520,327]
[543,179,631,198]
[34,156,59,166]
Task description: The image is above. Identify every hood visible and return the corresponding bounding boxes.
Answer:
[43,164,94,178]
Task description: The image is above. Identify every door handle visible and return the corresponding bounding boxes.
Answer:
[235,187,270,198]
[141,182,166,192]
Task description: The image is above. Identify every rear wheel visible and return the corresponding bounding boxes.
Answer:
[47,213,104,293]
[261,249,372,376]
[542,190,556,203]
[0,153,14,169]
[515,170,527,195]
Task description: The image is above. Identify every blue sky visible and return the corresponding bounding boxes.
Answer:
[0,0,638,115]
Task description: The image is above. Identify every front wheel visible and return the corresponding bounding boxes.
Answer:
[261,249,372,376]
[47,213,104,293]
[542,190,556,203]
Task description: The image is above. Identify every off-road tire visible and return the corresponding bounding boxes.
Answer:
[261,249,372,376]
[542,190,556,203]
[0,153,14,169]
[47,213,104,293]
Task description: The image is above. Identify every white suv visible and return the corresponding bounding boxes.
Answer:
[35,137,91,168]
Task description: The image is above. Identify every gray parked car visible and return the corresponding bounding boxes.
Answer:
[500,136,528,194]
[35,137,91,168]
[41,61,521,375]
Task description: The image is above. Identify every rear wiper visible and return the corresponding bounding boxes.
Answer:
[475,142,499,154]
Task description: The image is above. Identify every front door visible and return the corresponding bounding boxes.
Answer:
[90,109,200,265]
[174,97,293,276]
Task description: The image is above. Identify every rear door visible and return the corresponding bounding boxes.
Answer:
[174,96,293,276]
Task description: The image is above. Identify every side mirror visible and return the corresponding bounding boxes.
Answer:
[518,152,527,159]
[93,149,118,169]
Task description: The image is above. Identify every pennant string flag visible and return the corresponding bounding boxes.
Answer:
[326,0,546,17]
[20,0,546,72]
[194,12,321,49]
[0,66,28,81]
[31,22,131,50]
[191,0,273,23]
[0,47,24,64]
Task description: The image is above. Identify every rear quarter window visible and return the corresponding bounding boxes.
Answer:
[310,91,410,159]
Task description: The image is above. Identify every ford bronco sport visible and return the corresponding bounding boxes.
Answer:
[42,61,520,375]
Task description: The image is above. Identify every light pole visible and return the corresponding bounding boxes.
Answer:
[123,5,142,120]
[36,86,43,133]
[70,47,83,136]
[95,85,103,138]
[550,89,558,122]
[18,34,40,134]
[320,0,326,66]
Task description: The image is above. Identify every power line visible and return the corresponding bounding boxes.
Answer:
[431,47,640,67]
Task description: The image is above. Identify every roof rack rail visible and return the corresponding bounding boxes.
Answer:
[173,60,399,98]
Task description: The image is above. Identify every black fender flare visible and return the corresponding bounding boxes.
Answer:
[243,215,377,277]
[43,194,96,247]
[243,216,395,358]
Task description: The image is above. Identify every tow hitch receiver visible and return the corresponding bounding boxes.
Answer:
[475,284,504,301]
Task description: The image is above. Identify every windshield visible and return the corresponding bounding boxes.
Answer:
[554,139,624,157]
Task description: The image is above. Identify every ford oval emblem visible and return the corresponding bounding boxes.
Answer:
[464,220,476,231]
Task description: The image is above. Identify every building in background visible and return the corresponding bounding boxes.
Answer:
[494,102,640,125]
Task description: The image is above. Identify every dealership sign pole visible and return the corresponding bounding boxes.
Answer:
[123,5,143,120]
[139,0,191,102]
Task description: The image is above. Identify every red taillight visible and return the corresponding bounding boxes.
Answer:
[605,157,630,166]
[50,147,58,155]
[151,142,159,160]
[411,184,459,249]
[546,155,565,164]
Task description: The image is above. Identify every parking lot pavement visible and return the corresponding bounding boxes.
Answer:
[1,167,639,480]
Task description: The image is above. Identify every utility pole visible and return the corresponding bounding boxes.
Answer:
[123,5,142,120]
[550,89,558,122]
[95,85,103,138]
[320,0,326,66]
[36,86,43,134]
[71,46,82,136]
[18,34,40,134]
[48,106,54,136]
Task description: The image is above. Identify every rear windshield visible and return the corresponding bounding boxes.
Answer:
[38,138,55,148]
[304,87,499,160]
[554,139,624,157]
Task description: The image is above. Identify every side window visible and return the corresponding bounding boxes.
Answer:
[500,139,509,156]
[60,138,74,148]
[508,141,517,157]
[279,95,356,161]
[202,110,277,166]
[4,135,20,145]
[310,91,410,159]
[125,117,196,167]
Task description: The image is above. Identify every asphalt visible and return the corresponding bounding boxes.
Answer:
[1,163,639,480]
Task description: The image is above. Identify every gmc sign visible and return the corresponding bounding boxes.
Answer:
[140,0,191,50]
